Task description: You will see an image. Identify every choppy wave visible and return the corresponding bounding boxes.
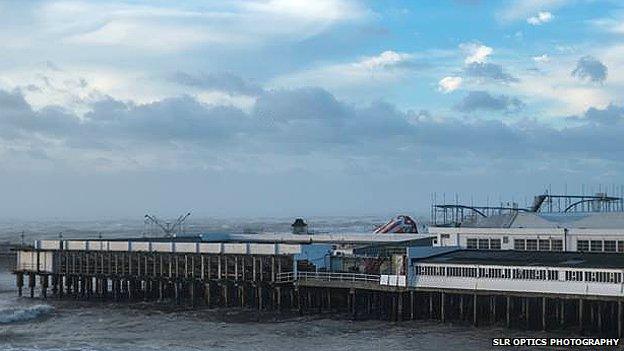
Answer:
[0,304,54,324]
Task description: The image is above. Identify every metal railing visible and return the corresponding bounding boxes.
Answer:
[276,271,380,284]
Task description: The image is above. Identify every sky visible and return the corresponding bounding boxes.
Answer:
[1,0,624,220]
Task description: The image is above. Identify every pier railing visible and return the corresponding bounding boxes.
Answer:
[276,271,380,284]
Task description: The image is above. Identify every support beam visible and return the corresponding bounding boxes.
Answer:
[473,294,478,326]
[506,296,511,328]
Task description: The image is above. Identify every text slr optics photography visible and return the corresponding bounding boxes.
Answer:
[2,1,624,350]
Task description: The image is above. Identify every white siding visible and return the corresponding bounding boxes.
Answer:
[38,240,62,250]
[65,241,87,251]
[17,251,36,271]
[16,251,54,272]
[131,242,150,252]
[152,242,172,252]
[108,241,130,251]
[199,243,221,254]
[175,242,197,253]
[249,243,275,255]
[223,243,248,254]
[38,251,54,272]
[89,241,107,251]
[278,244,301,255]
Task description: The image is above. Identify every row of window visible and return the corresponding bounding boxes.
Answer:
[414,265,623,284]
[466,238,501,250]
[514,239,563,251]
[465,238,564,251]
[464,237,624,253]
[576,240,624,253]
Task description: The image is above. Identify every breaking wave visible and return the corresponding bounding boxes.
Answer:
[0,304,54,324]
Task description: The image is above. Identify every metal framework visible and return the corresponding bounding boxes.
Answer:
[431,191,624,227]
[144,212,191,238]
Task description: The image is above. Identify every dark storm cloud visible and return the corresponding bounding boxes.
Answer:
[464,62,518,82]
[455,91,524,113]
[567,104,624,125]
[572,56,607,83]
[2,85,624,168]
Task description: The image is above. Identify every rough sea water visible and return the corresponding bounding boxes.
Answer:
[0,218,565,350]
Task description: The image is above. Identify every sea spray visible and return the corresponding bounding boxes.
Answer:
[0,304,54,324]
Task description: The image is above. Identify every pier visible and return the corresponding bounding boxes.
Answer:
[13,237,624,338]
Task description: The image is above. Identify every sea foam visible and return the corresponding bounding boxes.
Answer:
[0,304,54,324]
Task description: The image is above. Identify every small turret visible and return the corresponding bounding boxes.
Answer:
[291,218,308,234]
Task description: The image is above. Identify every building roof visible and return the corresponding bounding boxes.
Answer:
[457,211,624,229]
[413,249,624,269]
[63,233,432,245]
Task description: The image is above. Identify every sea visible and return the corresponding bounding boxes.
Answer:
[0,217,567,350]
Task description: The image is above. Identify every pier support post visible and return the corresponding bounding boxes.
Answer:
[560,299,565,326]
[398,292,403,321]
[223,283,229,307]
[28,273,35,298]
[473,294,478,326]
[429,293,434,319]
[579,299,584,333]
[327,288,332,312]
[542,297,547,331]
[51,275,58,297]
[493,296,498,324]
[40,275,48,299]
[16,272,23,297]
[440,292,445,323]
[523,298,529,329]
[410,291,414,320]
[58,275,64,298]
[506,296,511,328]
[597,302,603,333]
[205,282,211,307]
[460,294,464,321]
[618,300,622,338]
[350,289,356,320]
[239,284,245,307]
[190,280,195,306]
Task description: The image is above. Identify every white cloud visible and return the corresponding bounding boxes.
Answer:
[359,51,412,69]
[460,43,493,64]
[498,0,567,22]
[37,0,368,51]
[527,11,554,25]
[271,50,418,91]
[438,76,462,93]
[508,61,611,116]
[195,91,257,113]
[532,54,550,63]
[65,21,232,51]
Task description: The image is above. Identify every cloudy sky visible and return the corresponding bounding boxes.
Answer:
[1,0,624,220]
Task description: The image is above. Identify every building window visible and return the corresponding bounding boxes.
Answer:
[514,239,525,250]
[590,240,603,252]
[478,239,489,250]
[503,236,509,244]
[538,239,550,251]
[577,240,589,252]
[604,240,616,252]
[466,238,478,249]
[526,239,538,251]
[490,239,501,250]
[551,239,563,251]
[441,234,450,239]
[618,241,624,253]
